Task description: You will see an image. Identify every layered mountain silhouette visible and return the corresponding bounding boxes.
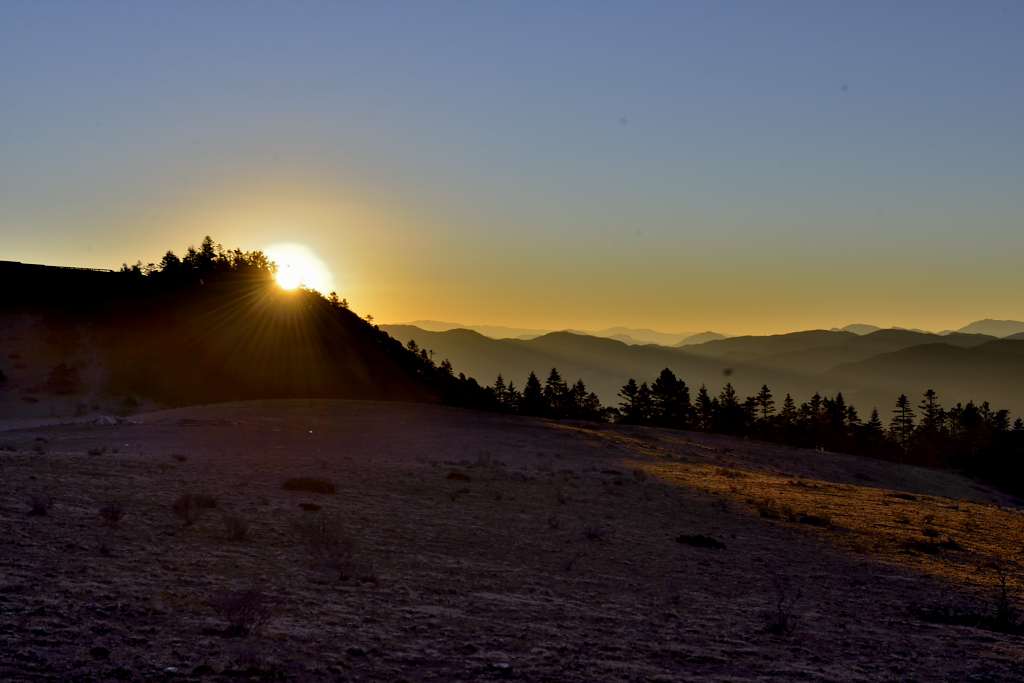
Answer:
[383,324,1024,415]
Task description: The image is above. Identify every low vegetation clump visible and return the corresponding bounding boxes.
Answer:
[173,493,219,525]
[676,533,726,549]
[282,477,336,495]
[761,575,802,635]
[756,501,831,528]
[222,513,250,541]
[295,513,374,582]
[27,493,53,517]
[209,589,272,637]
[98,501,125,526]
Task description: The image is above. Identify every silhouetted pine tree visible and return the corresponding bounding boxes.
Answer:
[543,368,569,417]
[618,379,641,424]
[755,385,775,422]
[493,374,508,408]
[715,383,743,434]
[650,368,690,428]
[520,372,546,416]
[890,394,915,451]
[694,385,714,432]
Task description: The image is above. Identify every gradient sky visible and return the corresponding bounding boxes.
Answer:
[2,2,1022,334]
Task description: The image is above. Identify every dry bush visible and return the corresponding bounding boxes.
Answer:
[209,589,272,637]
[99,501,125,526]
[173,493,218,525]
[583,525,610,543]
[223,513,250,541]
[295,513,375,582]
[757,501,830,527]
[762,574,802,635]
[676,533,726,550]
[282,477,336,495]
[27,493,53,517]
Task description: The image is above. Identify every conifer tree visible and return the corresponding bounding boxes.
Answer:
[755,384,775,421]
[521,372,546,416]
[889,394,915,450]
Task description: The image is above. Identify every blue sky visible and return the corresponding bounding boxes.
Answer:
[2,2,1022,332]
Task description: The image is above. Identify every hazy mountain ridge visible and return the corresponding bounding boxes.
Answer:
[956,319,1024,338]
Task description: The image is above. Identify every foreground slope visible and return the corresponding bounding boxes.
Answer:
[2,400,1024,681]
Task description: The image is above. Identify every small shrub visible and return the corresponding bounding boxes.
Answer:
[87,447,106,456]
[762,575,802,635]
[992,565,1017,632]
[295,514,374,582]
[282,477,336,495]
[209,589,272,637]
[99,501,125,526]
[583,525,610,543]
[173,493,218,525]
[223,513,250,541]
[795,513,831,527]
[715,467,744,479]
[903,537,961,555]
[446,470,471,482]
[676,533,726,550]
[27,493,53,516]
[171,453,187,463]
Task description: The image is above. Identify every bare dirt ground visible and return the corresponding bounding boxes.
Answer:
[2,399,1024,681]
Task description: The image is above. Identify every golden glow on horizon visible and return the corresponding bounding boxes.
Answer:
[265,242,334,293]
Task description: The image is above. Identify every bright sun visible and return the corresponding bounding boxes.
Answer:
[265,243,334,293]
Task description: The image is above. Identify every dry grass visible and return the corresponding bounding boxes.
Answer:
[636,459,1024,595]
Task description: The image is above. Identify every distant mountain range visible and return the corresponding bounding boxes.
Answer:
[390,318,1024,347]
[394,320,724,346]
[953,319,1024,338]
[382,324,1024,416]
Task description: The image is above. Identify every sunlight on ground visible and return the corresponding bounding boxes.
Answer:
[635,459,1024,593]
[265,242,334,293]
[560,424,1024,596]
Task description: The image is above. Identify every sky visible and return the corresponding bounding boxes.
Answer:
[2,1,1022,335]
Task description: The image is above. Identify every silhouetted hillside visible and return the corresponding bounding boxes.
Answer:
[0,247,488,412]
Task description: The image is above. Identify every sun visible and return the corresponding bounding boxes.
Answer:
[265,243,334,293]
